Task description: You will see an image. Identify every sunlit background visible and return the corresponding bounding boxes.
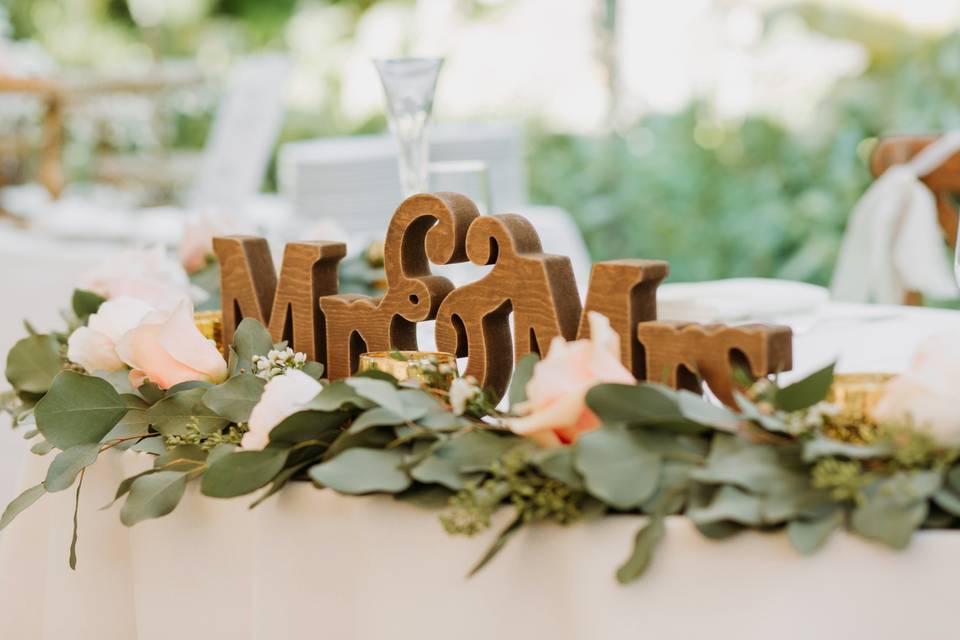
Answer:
[4,0,960,283]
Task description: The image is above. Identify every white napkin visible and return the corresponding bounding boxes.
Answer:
[831,133,960,304]
[656,278,829,323]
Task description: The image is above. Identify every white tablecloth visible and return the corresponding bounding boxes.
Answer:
[1,299,958,639]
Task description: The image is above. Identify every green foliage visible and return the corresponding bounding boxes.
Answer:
[44,444,100,493]
[145,388,229,436]
[575,425,661,509]
[120,471,189,526]
[5,335,64,394]
[201,448,288,498]
[10,313,960,583]
[775,363,835,412]
[0,484,45,532]
[71,290,106,322]
[309,448,411,494]
[617,517,666,584]
[35,371,127,450]
[202,374,266,424]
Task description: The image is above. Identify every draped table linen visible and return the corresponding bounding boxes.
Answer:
[2,300,960,639]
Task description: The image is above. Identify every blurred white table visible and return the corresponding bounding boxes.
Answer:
[0,296,958,640]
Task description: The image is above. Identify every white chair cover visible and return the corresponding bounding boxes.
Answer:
[831,132,960,304]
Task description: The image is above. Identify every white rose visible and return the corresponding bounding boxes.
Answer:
[449,376,480,416]
[872,331,960,446]
[242,369,323,450]
[66,297,154,373]
[78,246,204,309]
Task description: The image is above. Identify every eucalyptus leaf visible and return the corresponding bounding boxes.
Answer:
[166,380,214,394]
[467,514,523,577]
[347,407,406,434]
[269,410,349,446]
[120,471,189,526]
[932,488,960,517]
[101,395,152,448]
[802,436,893,462]
[394,484,455,509]
[616,516,666,584]
[0,483,45,531]
[232,318,273,370]
[35,371,127,450]
[304,380,373,412]
[30,440,54,455]
[787,509,844,555]
[309,447,411,494]
[71,289,105,320]
[145,388,229,436]
[103,470,157,510]
[93,369,136,396]
[345,377,404,414]
[687,485,763,526]
[774,363,835,412]
[691,434,806,495]
[531,447,584,490]
[44,443,100,492]
[508,353,539,409]
[5,334,63,394]
[849,472,939,549]
[301,361,325,380]
[574,425,661,509]
[201,448,288,498]
[202,374,266,423]
[137,382,165,404]
[154,444,207,472]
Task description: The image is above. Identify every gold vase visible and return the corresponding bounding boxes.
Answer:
[193,310,224,351]
[824,373,895,443]
[358,351,457,390]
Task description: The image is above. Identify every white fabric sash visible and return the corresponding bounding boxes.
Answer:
[831,132,960,303]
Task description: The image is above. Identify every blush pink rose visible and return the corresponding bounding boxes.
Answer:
[873,331,960,446]
[78,246,203,309]
[117,300,227,389]
[506,312,636,447]
[180,214,254,274]
[66,297,155,372]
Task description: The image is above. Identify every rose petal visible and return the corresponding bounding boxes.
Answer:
[117,321,209,389]
[157,300,227,384]
[67,327,124,372]
[87,297,155,343]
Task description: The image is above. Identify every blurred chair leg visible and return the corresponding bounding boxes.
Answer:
[38,92,64,200]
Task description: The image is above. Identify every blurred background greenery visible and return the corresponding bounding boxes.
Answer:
[4,0,960,285]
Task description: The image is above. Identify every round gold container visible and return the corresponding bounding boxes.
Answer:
[824,373,895,443]
[358,351,457,390]
[193,310,224,351]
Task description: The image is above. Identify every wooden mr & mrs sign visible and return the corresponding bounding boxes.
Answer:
[214,192,792,406]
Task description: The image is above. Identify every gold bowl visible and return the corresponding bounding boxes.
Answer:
[358,351,457,390]
[824,373,895,443]
[194,310,224,351]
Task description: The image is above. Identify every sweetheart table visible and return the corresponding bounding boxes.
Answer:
[1,300,959,640]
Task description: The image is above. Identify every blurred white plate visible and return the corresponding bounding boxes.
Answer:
[657,278,830,323]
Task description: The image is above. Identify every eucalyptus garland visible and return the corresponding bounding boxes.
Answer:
[2,289,960,581]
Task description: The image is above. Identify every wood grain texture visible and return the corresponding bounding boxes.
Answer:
[320,192,479,379]
[268,242,346,364]
[212,236,278,354]
[435,213,582,400]
[870,135,960,304]
[637,322,793,407]
[576,259,669,377]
